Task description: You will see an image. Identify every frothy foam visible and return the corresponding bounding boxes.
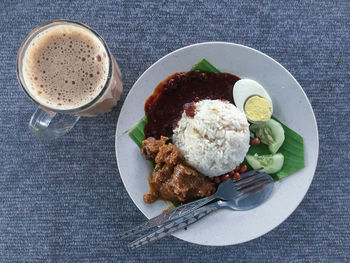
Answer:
[22,24,109,110]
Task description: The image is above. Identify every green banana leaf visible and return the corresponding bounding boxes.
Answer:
[129,59,304,180]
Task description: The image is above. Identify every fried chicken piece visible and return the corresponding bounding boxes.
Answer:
[155,143,184,165]
[159,164,214,203]
[152,163,173,183]
[143,192,158,204]
[141,137,215,204]
[141,136,168,159]
[143,163,174,204]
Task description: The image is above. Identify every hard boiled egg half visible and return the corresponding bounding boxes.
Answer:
[233,79,273,123]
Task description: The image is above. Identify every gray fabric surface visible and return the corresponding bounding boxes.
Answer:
[1,0,349,262]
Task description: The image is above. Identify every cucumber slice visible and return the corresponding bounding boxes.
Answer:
[246,153,284,174]
[250,119,285,153]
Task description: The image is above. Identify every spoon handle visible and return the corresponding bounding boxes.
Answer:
[118,195,216,239]
[128,202,220,249]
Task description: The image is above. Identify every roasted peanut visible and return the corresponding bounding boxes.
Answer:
[251,137,261,146]
[221,174,230,182]
[239,165,247,174]
[233,172,240,181]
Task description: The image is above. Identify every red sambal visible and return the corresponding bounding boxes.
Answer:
[144,71,240,138]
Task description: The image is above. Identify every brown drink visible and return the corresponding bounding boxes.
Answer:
[18,21,122,116]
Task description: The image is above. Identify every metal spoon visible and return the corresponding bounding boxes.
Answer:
[128,172,274,248]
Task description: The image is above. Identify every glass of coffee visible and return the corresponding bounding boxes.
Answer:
[17,20,123,139]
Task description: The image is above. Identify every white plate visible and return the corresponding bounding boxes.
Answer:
[116,42,318,246]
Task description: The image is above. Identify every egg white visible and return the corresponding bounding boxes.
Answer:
[233,79,273,116]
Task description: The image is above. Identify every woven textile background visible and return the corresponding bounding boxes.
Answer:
[0,0,349,262]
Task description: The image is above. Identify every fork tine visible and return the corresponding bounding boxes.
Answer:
[237,175,271,193]
[235,169,263,187]
[235,179,271,201]
[235,173,258,187]
[236,174,269,191]
[240,177,270,193]
[237,169,259,179]
[235,168,263,183]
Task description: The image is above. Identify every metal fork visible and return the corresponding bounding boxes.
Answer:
[118,169,263,240]
[128,172,274,248]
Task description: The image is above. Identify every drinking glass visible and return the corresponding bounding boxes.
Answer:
[17,20,123,139]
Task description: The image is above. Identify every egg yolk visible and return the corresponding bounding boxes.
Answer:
[244,95,271,122]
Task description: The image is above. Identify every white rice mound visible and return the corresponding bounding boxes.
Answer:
[173,99,250,177]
